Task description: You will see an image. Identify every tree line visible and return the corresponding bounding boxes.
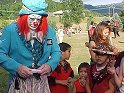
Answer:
[0,0,124,28]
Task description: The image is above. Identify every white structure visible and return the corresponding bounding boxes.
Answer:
[53,10,63,16]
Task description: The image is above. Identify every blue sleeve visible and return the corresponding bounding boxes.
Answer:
[46,27,61,71]
[0,26,21,75]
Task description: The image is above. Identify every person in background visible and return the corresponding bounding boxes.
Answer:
[89,21,119,65]
[112,21,120,38]
[0,0,61,92]
[77,25,82,34]
[73,62,89,93]
[88,21,96,42]
[48,42,74,93]
[86,44,116,93]
[67,26,73,37]
[58,26,64,43]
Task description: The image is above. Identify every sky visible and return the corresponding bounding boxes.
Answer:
[53,0,123,6]
[83,0,123,6]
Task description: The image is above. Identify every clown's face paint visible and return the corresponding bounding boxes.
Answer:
[27,14,42,30]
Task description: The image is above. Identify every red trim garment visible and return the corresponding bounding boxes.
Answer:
[49,61,74,93]
[87,64,112,93]
[74,79,86,93]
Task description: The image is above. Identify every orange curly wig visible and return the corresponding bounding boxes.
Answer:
[16,15,48,36]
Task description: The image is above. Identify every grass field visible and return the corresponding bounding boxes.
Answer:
[62,31,124,74]
[0,30,124,93]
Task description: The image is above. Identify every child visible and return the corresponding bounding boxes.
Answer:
[58,26,64,43]
[89,21,119,64]
[108,51,124,93]
[48,42,74,93]
[86,44,115,93]
[73,62,89,93]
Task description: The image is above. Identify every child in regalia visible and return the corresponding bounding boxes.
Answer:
[86,44,116,93]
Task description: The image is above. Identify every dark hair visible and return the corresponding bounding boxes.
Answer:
[59,42,71,52]
[55,42,71,74]
[90,21,94,25]
[78,62,89,73]
[115,51,124,68]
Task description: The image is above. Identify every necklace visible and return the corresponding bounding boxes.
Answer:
[96,63,107,71]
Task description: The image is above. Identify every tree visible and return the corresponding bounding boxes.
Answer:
[122,0,124,10]
[61,12,72,27]
[118,0,124,31]
[46,0,65,12]
[61,0,84,27]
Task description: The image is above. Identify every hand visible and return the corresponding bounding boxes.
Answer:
[67,77,72,84]
[112,47,119,55]
[38,64,51,76]
[67,77,73,86]
[107,66,116,75]
[17,65,33,78]
[56,79,70,87]
[80,78,86,86]
[107,60,116,68]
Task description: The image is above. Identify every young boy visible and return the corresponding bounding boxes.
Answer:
[73,62,89,93]
[86,44,116,93]
[48,42,74,93]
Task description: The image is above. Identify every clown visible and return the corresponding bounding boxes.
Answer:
[0,0,61,92]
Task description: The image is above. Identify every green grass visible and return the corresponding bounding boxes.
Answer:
[62,31,124,74]
[0,67,8,93]
[0,31,124,93]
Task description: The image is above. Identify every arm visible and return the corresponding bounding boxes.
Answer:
[111,45,119,55]
[85,78,91,93]
[45,27,61,71]
[89,41,96,63]
[109,33,114,46]
[48,75,72,87]
[104,78,115,93]
[73,84,76,93]
[107,58,124,88]
[0,25,22,75]
[114,58,124,87]
[55,77,72,87]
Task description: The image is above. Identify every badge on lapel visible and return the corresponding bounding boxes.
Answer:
[47,39,52,45]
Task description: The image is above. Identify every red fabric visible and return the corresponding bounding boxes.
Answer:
[87,65,112,93]
[50,64,73,93]
[74,79,86,92]
[89,26,95,37]
[114,21,119,27]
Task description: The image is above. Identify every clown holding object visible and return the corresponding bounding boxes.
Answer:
[0,0,61,92]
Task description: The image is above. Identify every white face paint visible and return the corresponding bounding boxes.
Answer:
[27,14,42,30]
